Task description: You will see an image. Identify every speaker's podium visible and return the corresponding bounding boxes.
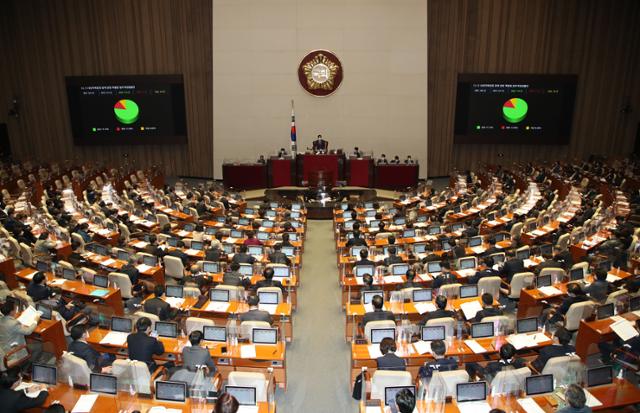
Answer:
[297,152,345,187]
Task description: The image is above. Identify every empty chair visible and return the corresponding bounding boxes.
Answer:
[510,222,524,240]
[490,367,531,395]
[505,272,534,300]
[112,359,163,395]
[371,370,412,400]
[256,286,283,304]
[71,233,86,252]
[108,272,133,299]
[59,352,92,387]
[163,255,185,280]
[185,317,215,335]
[133,312,160,330]
[539,268,566,283]
[478,276,502,298]
[364,320,396,344]
[605,288,628,305]
[426,317,456,338]
[439,283,462,298]
[228,371,270,402]
[118,224,131,243]
[561,301,595,331]
[156,214,170,228]
[428,370,469,398]
[481,315,513,335]
[542,355,583,384]
[19,243,34,267]
[80,267,97,284]
[240,320,271,341]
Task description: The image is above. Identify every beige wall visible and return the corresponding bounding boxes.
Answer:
[212,0,428,178]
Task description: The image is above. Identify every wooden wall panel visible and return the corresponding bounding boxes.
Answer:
[0,0,212,177]
[428,0,640,177]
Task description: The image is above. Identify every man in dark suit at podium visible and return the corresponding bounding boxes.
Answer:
[312,134,328,153]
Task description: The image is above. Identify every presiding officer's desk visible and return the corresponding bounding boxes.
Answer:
[31,383,275,412]
[87,327,288,389]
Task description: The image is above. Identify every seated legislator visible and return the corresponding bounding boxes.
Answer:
[556,384,593,413]
[473,293,503,322]
[346,231,368,248]
[68,325,115,372]
[418,339,458,379]
[222,262,244,287]
[544,283,589,327]
[384,246,403,266]
[584,267,613,302]
[432,261,457,289]
[312,134,328,153]
[419,295,456,325]
[26,272,54,302]
[0,368,49,413]
[268,244,291,266]
[239,295,272,324]
[182,330,216,374]
[127,317,165,371]
[398,269,419,289]
[532,327,575,371]
[376,337,406,371]
[466,343,526,381]
[362,295,395,327]
[355,249,376,267]
[243,231,262,246]
[253,267,284,293]
[144,285,175,321]
[0,300,41,361]
[232,245,256,265]
[467,256,499,285]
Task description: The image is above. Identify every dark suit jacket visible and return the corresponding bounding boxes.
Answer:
[222,271,243,286]
[68,339,102,371]
[312,139,328,151]
[253,279,285,293]
[205,248,222,262]
[127,331,165,370]
[0,387,49,413]
[232,253,256,265]
[432,272,457,289]
[467,268,499,285]
[384,255,403,266]
[363,309,395,327]
[558,294,589,316]
[182,345,216,373]
[120,264,140,284]
[239,308,272,324]
[531,344,576,371]
[419,357,458,378]
[355,259,376,267]
[268,251,291,265]
[419,309,456,325]
[482,246,501,257]
[485,358,527,378]
[27,282,52,302]
[452,245,466,259]
[501,258,525,282]
[585,280,611,302]
[473,306,503,323]
[376,353,406,371]
[143,297,172,320]
[346,238,368,248]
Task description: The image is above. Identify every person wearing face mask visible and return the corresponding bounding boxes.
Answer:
[68,325,115,372]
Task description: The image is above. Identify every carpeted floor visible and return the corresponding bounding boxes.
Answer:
[274,220,358,413]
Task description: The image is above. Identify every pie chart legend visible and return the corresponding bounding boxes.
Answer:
[502,97,528,123]
[114,99,139,124]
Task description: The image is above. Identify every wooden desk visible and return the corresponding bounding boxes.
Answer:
[82,251,165,285]
[12,268,124,316]
[31,318,66,358]
[575,311,640,360]
[340,274,433,308]
[36,383,275,412]
[87,328,288,389]
[0,257,17,288]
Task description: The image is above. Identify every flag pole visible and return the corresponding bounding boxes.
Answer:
[290,99,297,158]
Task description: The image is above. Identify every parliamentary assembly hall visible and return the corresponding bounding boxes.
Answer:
[0,1,639,412]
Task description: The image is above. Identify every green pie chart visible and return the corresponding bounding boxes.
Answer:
[502,97,528,123]
[114,99,139,124]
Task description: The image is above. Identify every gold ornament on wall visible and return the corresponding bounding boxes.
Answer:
[297,50,343,97]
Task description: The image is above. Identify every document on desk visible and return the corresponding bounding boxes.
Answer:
[610,319,640,341]
[413,340,432,355]
[259,304,278,315]
[132,241,147,248]
[237,406,260,413]
[164,297,185,308]
[363,303,374,313]
[185,249,199,256]
[205,302,230,313]
[240,344,256,359]
[368,344,383,359]
[457,269,476,278]
[71,394,98,413]
[584,389,603,408]
[606,274,621,283]
[99,331,129,346]
[470,246,485,255]
[17,306,39,327]
[101,258,116,267]
[517,398,546,413]
[136,264,152,273]
[507,334,538,350]
[531,229,547,237]
[23,270,37,280]
[523,259,536,268]
[537,286,563,296]
[49,278,66,286]
[464,339,487,354]
[413,302,436,315]
[224,237,238,244]
[456,400,492,413]
[177,230,190,237]
[383,275,404,284]
[460,300,483,320]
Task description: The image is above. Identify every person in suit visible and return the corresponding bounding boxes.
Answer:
[26,272,53,302]
[584,267,612,302]
[120,256,141,285]
[452,239,466,259]
[398,269,419,290]
[277,233,294,248]
[482,237,501,257]
[501,254,525,283]
[346,231,367,248]
[0,368,49,413]
[168,240,190,266]
[144,285,174,321]
[253,267,285,293]
[556,384,592,413]
[532,327,575,371]
[239,295,272,324]
[232,245,256,265]
[432,261,457,289]
[419,295,456,325]
[182,330,216,374]
[222,262,243,286]
[68,325,114,372]
[544,283,589,326]
[127,317,165,371]
[535,253,564,274]
[383,246,403,267]
[376,337,406,371]
[467,343,526,380]
[361,274,377,292]
[0,300,40,359]
[145,234,166,258]
[467,257,499,285]
[418,339,458,379]
[473,293,503,322]
[205,245,222,262]
[268,244,291,266]
[355,249,376,267]
[312,134,328,152]
[363,295,395,327]
[33,232,56,261]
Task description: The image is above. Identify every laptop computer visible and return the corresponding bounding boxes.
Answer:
[225,386,257,406]
[427,262,441,274]
[470,322,494,339]
[111,316,132,333]
[155,380,187,402]
[459,258,476,270]
[62,268,77,280]
[258,291,279,305]
[210,289,230,303]
[355,265,375,277]
[525,374,554,396]
[166,285,184,299]
[460,285,478,298]
[191,241,204,251]
[32,364,57,385]
[569,267,585,281]
[391,264,410,276]
[36,303,52,320]
[143,255,158,267]
[90,373,117,395]
[385,385,415,408]
[516,317,538,334]
[536,274,552,288]
[155,321,178,338]
[370,328,396,344]
[596,303,615,320]
[93,274,109,288]
[203,261,220,273]
[203,326,227,342]
[412,289,432,303]
[362,290,384,305]
[252,328,278,344]
[421,326,446,341]
[587,365,614,387]
[456,381,487,402]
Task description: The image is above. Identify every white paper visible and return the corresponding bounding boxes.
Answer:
[538,286,563,296]
[355,277,364,285]
[17,306,40,326]
[185,249,199,255]
[363,303,375,313]
[365,407,381,413]
[71,394,99,413]
[532,333,549,343]
[383,275,404,284]
[632,310,640,318]
[101,258,116,267]
[413,302,436,315]
[606,274,621,283]
[464,339,487,354]
[523,259,536,268]
[133,241,147,248]
[136,264,152,272]
[470,246,485,254]
[177,230,190,237]
[456,400,492,413]
[584,389,603,408]
[457,269,476,278]
[205,302,230,313]
[224,237,238,244]
[507,334,538,350]
[413,340,432,354]
[23,271,37,280]
[164,297,185,308]
[99,331,129,346]
[367,344,383,359]
[517,398,546,413]
[237,406,260,413]
[460,301,483,320]
[417,273,432,282]
[610,315,624,323]
[531,229,546,237]
[49,278,65,286]
[258,304,278,315]
[240,344,256,359]
[610,319,640,342]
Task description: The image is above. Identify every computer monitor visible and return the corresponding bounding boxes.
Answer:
[256,232,269,241]
[262,220,274,229]
[486,212,496,221]
[340,202,349,210]
[238,218,250,226]
[62,268,77,280]
[365,211,376,218]
[215,216,225,223]
[630,296,640,312]
[355,265,375,277]
[587,366,613,387]
[391,264,410,276]
[412,289,432,303]
[441,240,452,251]
[362,291,384,305]
[394,217,406,225]
[456,381,487,402]
[166,285,184,298]
[90,373,117,395]
[351,246,367,257]
[423,259,446,274]
[494,233,507,242]
[344,221,354,230]
[539,244,553,256]
[155,322,178,338]
[265,210,276,218]
[516,317,538,334]
[247,246,263,255]
[223,244,235,254]
[291,203,301,211]
[596,303,615,320]
[525,374,554,396]
[117,250,130,261]
[451,223,464,232]
[459,285,478,298]
[36,261,49,273]
[282,246,295,257]
[459,258,476,270]
[468,236,483,247]
[569,267,585,281]
[272,266,290,278]
[210,289,230,302]
[155,380,187,402]
[413,243,427,254]
[537,274,552,288]
[364,202,374,209]
[191,241,204,251]
[94,274,108,288]
[527,222,537,232]
[238,265,254,276]
[245,208,256,215]
[182,207,191,215]
[167,238,179,247]
[230,230,243,238]
[402,229,416,238]
[36,303,52,320]
[416,215,427,222]
[421,326,445,341]
[370,328,396,344]
[258,291,279,305]
[491,253,506,264]
[205,226,217,235]
[452,206,461,214]
[32,364,57,385]
[516,249,530,260]
[470,322,494,339]
[141,255,157,267]
[203,262,220,273]
[342,211,352,219]
[225,386,257,406]
[288,233,299,241]
[203,326,227,342]
[368,220,380,229]
[384,385,415,407]
[95,245,109,256]
[428,226,441,235]
[252,328,278,344]
[111,316,132,333]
